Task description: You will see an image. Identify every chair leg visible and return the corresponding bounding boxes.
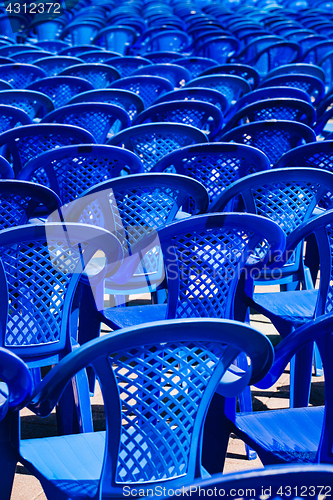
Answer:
[313,342,323,377]
[0,412,20,500]
[290,343,314,408]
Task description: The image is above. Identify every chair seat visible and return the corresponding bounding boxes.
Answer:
[101,304,167,329]
[252,289,317,332]
[20,431,104,498]
[235,406,324,463]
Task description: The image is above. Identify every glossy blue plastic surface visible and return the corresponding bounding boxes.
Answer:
[68,88,144,122]
[132,63,191,88]
[222,98,316,135]
[259,73,325,104]
[0,103,32,133]
[59,63,120,89]
[0,179,60,228]
[152,143,270,210]
[0,123,95,176]
[264,63,326,82]
[166,464,333,498]
[175,57,218,79]
[61,21,101,45]
[0,63,46,88]
[133,100,223,139]
[33,56,84,76]
[18,144,143,204]
[275,141,333,171]
[104,56,152,78]
[109,75,173,108]
[27,76,94,108]
[146,30,191,52]
[185,74,251,105]
[195,36,240,63]
[107,122,208,171]
[19,318,273,498]
[41,102,130,143]
[12,50,53,64]
[154,87,229,115]
[0,89,54,118]
[220,120,316,166]
[79,50,122,63]
[199,63,260,89]
[250,42,300,76]
[93,26,137,54]
[232,313,333,465]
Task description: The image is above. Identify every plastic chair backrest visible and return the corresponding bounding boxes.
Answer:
[185,75,251,105]
[107,123,208,171]
[0,179,60,229]
[0,347,32,417]
[199,63,260,89]
[34,40,70,54]
[132,63,191,88]
[146,30,191,52]
[274,141,333,171]
[0,63,46,88]
[175,57,218,79]
[0,123,95,176]
[18,144,144,204]
[259,74,325,104]
[12,50,53,64]
[302,40,333,64]
[195,36,240,63]
[79,50,122,63]
[264,63,326,82]
[153,87,229,115]
[27,76,94,108]
[152,143,270,210]
[132,100,223,139]
[0,223,122,363]
[33,56,84,76]
[25,318,274,497]
[109,75,173,108]
[232,35,283,64]
[250,42,301,77]
[104,56,152,77]
[220,120,316,166]
[68,88,144,122]
[143,51,185,64]
[222,98,316,135]
[41,102,130,143]
[0,89,54,119]
[61,21,102,44]
[0,103,32,133]
[59,63,120,89]
[58,44,103,57]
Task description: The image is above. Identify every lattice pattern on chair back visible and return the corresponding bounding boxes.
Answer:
[34,57,83,76]
[106,57,152,78]
[1,236,85,349]
[110,339,227,482]
[60,64,120,89]
[186,75,250,105]
[324,225,333,314]
[110,76,173,108]
[168,227,254,319]
[0,64,46,89]
[27,77,94,108]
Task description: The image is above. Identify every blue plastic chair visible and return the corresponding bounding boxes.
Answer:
[33,56,84,76]
[301,40,333,64]
[59,63,120,89]
[133,100,223,139]
[58,45,103,57]
[11,50,53,64]
[0,155,13,179]
[0,44,40,57]
[145,30,191,52]
[154,87,229,115]
[93,25,137,54]
[109,75,173,108]
[0,103,32,132]
[175,57,218,79]
[221,98,316,134]
[98,212,285,330]
[229,312,333,465]
[79,50,122,63]
[104,56,152,77]
[264,62,326,82]
[0,63,46,89]
[0,89,54,119]
[195,36,240,64]
[259,74,326,105]
[18,144,143,204]
[231,35,284,64]
[107,122,208,172]
[318,50,333,89]
[248,42,301,77]
[275,140,333,171]
[0,123,95,176]
[169,464,333,498]
[152,143,270,210]
[27,15,66,42]
[41,102,130,143]
[185,75,251,106]
[27,76,94,108]
[220,120,316,166]
[61,21,102,45]
[143,51,184,64]
[68,88,144,122]
[34,40,70,54]
[0,348,32,500]
[0,179,61,228]
[17,318,273,500]
[199,63,260,89]
[132,63,191,88]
